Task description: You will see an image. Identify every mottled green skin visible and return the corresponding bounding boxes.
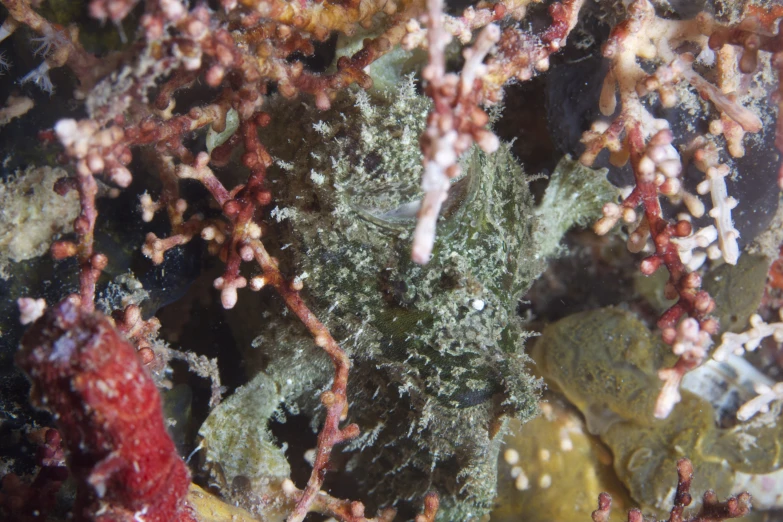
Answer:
[203,75,622,519]
[534,156,618,257]
[207,81,548,520]
[267,82,546,520]
[537,307,783,516]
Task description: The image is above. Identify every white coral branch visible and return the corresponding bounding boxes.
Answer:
[737,382,783,421]
[713,312,783,362]
[655,318,712,419]
[690,138,740,265]
[671,225,718,271]
[697,164,739,265]
[412,0,499,264]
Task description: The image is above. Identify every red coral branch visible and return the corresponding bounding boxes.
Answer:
[17,299,196,522]
[280,487,437,522]
[590,125,719,418]
[698,12,783,188]
[411,0,585,262]
[628,129,718,418]
[482,0,585,101]
[250,238,360,522]
[49,119,127,313]
[415,492,440,522]
[412,0,500,264]
[140,114,361,521]
[591,458,751,522]
[580,0,727,419]
[303,487,397,522]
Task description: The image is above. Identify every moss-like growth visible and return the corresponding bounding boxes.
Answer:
[534,156,618,258]
[205,79,553,520]
[199,372,291,485]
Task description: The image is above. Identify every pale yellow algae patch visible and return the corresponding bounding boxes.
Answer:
[0,165,79,278]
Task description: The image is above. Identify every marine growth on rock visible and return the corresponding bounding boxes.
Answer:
[1,1,783,522]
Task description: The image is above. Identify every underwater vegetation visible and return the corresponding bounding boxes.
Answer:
[0,0,783,521]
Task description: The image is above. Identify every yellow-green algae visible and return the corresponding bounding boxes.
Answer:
[492,398,632,522]
[534,307,783,517]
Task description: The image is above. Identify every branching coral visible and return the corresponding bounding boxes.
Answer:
[482,0,584,100]
[140,125,363,520]
[411,0,500,263]
[698,6,783,188]
[412,0,585,262]
[712,310,783,421]
[591,459,751,522]
[576,0,783,419]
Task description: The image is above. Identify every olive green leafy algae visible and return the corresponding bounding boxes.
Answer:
[536,307,783,517]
